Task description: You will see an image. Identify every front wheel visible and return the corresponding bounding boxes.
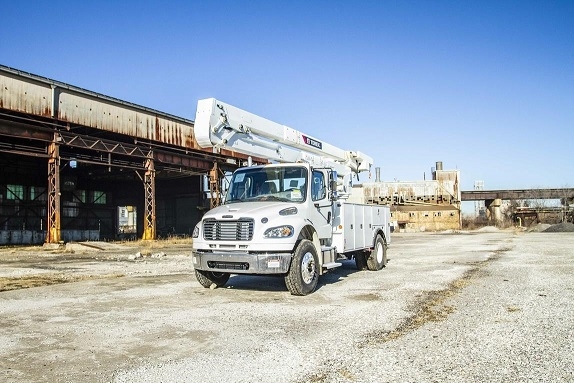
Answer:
[195,269,230,288]
[367,234,387,271]
[285,239,319,296]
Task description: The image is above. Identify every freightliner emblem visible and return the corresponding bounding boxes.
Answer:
[301,135,322,150]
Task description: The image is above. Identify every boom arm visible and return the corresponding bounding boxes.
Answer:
[194,98,373,178]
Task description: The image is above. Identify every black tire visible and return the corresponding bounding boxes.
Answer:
[367,234,387,271]
[195,269,230,288]
[285,239,319,296]
[355,252,367,270]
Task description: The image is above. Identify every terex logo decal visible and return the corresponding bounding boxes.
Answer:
[302,135,323,150]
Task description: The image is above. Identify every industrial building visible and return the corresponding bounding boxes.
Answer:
[350,162,461,232]
[0,65,264,245]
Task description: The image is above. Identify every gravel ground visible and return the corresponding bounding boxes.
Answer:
[0,230,572,383]
[543,222,574,232]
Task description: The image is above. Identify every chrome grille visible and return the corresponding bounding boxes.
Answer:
[203,219,254,241]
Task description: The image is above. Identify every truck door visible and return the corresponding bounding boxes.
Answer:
[309,169,332,240]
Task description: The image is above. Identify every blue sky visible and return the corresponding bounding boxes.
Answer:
[1,1,573,210]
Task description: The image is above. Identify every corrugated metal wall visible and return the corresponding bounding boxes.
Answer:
[0,66,198,150]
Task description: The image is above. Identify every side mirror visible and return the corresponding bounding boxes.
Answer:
[330,180,338,201]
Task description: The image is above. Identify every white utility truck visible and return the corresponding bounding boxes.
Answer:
[191,98,391,295]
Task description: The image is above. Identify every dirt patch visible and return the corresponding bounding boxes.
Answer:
[0,239,195,294]
[352,293,381,301]
[358,248,507,347]
[0,273,124,292]
[359,284,460,345]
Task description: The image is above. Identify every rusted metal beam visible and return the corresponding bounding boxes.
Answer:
[209,162,222,209]
[154,151,212,170]
[141,156,156,240]
[58,132,152,158]
[46,137,61,243]
[461,188,574,201]
[0,143,49,158]
[0,118,53,141]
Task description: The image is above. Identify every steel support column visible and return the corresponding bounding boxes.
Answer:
[142,156,156,240]
[209,162,222,209]
[47,137,61,243]
[486,198,503,226]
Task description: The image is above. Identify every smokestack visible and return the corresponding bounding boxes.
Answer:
[375,167,381,182]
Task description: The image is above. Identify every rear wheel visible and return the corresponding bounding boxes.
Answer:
[195,269,230,288]
[367,234,387,271]
[285,239,319,296]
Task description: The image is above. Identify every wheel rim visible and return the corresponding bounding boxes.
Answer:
[301,251,316,284]
[376,242,384,263]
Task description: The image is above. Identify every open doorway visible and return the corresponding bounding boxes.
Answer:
[118,205,137,240]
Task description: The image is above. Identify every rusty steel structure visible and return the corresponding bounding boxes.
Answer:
[462,188,574,226]
[0,64,265,243]
[47,139,60,242]
[208,162,223,209]
[142,156,156,240]
[461,188,574,202]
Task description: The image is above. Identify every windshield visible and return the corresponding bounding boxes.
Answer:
[225,166,308,203]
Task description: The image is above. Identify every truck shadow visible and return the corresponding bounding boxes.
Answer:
[223,260,361,293]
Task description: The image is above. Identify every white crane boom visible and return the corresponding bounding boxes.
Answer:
[194,98,373,177]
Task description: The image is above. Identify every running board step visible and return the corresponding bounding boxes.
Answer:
[322,262,342,270]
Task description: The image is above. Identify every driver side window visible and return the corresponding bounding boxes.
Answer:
[311,171,326,201]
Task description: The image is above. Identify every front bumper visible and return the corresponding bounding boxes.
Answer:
[192,250,292,274]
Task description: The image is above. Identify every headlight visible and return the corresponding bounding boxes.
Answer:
[192,223,200,238]
[264,225,294,238]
